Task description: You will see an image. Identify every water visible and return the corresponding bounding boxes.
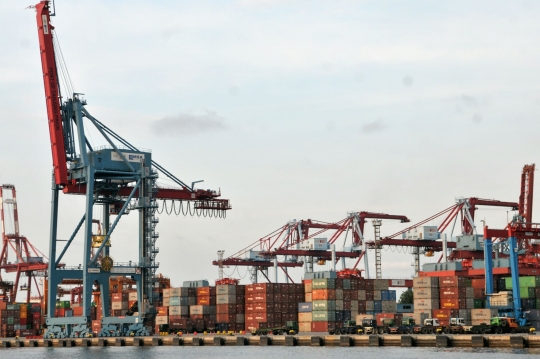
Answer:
[3,346,540,359]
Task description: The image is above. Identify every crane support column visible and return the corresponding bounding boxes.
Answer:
[508,235,521,315]
[484,237,493,308]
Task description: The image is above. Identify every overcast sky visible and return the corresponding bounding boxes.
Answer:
[1,1,539,299]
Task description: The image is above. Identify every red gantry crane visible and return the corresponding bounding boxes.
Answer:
[0,184,56,302]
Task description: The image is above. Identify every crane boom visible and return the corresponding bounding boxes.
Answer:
[35,1,68,186]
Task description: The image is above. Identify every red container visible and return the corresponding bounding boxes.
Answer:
[19,318,27,325]
[343,300,351,310]
[473,288,485,299]
[254,283,277,293]
[365,280,375,291]
[246,284,256,294]
[216,313,236,323]
[245,304,255,313]
[216,304,237,314]
[254,312,271,322]
[236,304,245,313]
[91,320,101,332]
[32,312,41,319]
[439,276,468,287]
[439,287,466,299]
[111,293,128,301]
[365,291,375,301]
[253,293,274,302]
[471,279,484,289]
[310,321,338,332]
[245,320,261,331]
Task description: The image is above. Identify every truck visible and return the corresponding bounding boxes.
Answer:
[329,320,364,335]
[251,321,298,335]
[420,318,443,334]
[387,317,421,334]
[361,318,394,334]
[466,317,534,334]
[441,317,466,334]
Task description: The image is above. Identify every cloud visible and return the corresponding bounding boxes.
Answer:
[361,119,386,134]
[151,111,228,136]
[472,113,483,123]
[461,94,478,107]
[403,75,413,87]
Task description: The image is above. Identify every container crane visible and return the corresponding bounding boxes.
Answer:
[33,1,230,338]
[0,184,53,302]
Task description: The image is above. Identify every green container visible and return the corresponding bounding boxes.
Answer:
[312,278,336,289]
[312,300,336,311]
[343,279,351,290]
[61,300,70,309]
[473,299,484,308]
[505,276,540,289]
[312,310,337,322]
[519,287,536,299]
[7,317,14,325]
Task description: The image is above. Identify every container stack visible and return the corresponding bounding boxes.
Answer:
[504,276,538,310]
[470,308,497,325]
[245,283,277,332]
[298,302,312,332]
[0,303,39,337]
[191,286,216,332]
[438,276,473,325]
[215,284,245,332]
[111,292,129,316]
[526,309,540,330]
[412,277,438,325]
[167,287,195,333]
[311,278,338,332]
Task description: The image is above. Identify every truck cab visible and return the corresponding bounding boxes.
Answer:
[361,319,377,335]
[450,318,465,326]
[421,318,442,334]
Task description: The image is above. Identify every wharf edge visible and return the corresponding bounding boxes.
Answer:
[0,334,538,349]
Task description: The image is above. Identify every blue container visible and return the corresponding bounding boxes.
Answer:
[374,300,382,313]
[298,302,313,312]
[389,290,397,301]
[381,290,389,301]
[343,311,352,321]
[522,298,536,310]
[335,311,344,322]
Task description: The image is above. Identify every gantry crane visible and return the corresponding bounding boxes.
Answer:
[213,211,409,282]
[33,1,230,338]
[0,184,53,302]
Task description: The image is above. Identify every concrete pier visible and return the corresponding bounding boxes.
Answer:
[0,334,537,349]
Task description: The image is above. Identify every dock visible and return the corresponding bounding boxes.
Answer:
[0,334,538,349]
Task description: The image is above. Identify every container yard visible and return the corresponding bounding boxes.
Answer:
[1,0,539,353]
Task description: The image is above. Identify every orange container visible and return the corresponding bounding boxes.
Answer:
[197,287,211,296]
[156,306,168,315]
[312,289,336,301]
[439,298,459,309]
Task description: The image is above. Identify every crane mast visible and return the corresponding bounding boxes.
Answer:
[33,1,230,338]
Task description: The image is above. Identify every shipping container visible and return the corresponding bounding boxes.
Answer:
[413,277,439,288]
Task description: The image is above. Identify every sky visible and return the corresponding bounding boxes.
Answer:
[0,0,539,300]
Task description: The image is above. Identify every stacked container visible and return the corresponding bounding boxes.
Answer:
[245,283,277,332]
[311,278,338,332]
[505,276,539,310]
[470,308,497,325]
[298,302,313,332]
[191,286,216,332]
[412,277,438,325]
[111,292,129,315]
[167,287,195,333]
[215,284,245,332]
[438,276,472,325]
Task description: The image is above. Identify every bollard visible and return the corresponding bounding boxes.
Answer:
[236,337,247,346]
[115,338,125,346]
[133,338,144,347]
[82,339,92,347]
[436,335,449,348]
[66,339,75,347]
[45,340,53,347]
[152,337,163,346]
[29,340,38,347]
[192,337,203,346]
[285,336,297,346]
[213,337,224,346]
[401,335,414,347]
[15,340,24,347]
[98,338,108,347]
[471,336,486,348]
[340,336,352,347]
[1,341,10,348]
[260,336,272,346]
[368,335,380,347]
[310,336,323,347]
[172,337,183,346]
[510,336,525,349]
[59,340,67,347]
